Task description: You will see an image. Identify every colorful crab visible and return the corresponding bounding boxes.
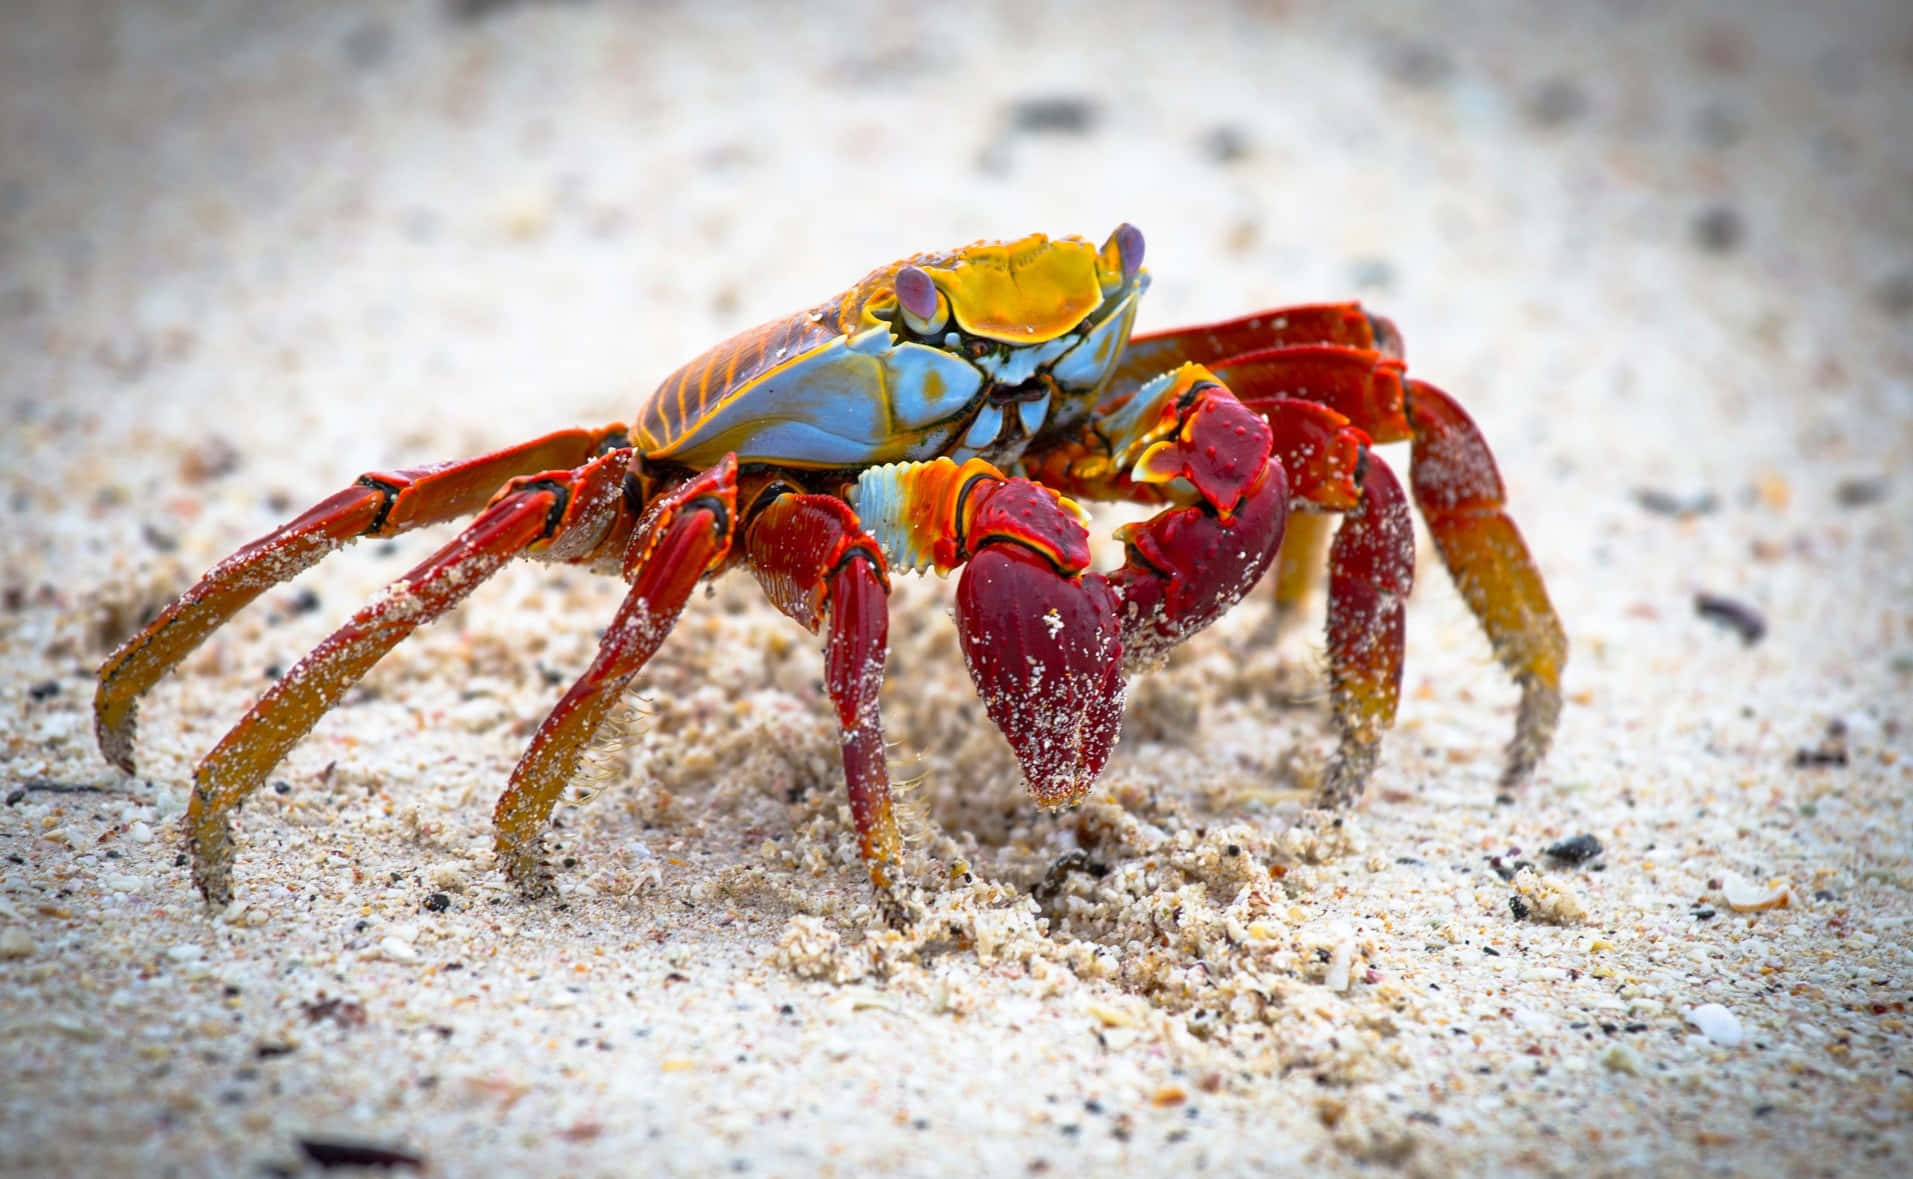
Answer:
[95,226,1565,921]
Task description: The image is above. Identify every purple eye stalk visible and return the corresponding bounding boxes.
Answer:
[1113,222,1144,284]
[894,265,946,334]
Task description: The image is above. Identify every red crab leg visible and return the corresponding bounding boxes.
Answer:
[850,457,1123,809]
[1319,455,1415,806]
[1208,347,1407,644]
[492,458,738,892]
[743,492,901,919]
[1115,314,1566,796]
[1113,362,1410,802]
[96,424,630,775]
[1112,302,1402,390]
[187,446,635,905]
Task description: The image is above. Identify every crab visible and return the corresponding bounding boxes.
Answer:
[95,225,1565,922]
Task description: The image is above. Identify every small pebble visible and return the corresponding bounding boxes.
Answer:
[1721,875,1791,912]
[1378,38,1454,88]
[1525,77,1589,127]
[1686,1003,1744,1047]
[0,926,34,959]
[379,936,420,964]
[1692,204,1745,253]
[1324,941,1354,993]
[128,820,154,844]
[1200,124,1248,163]
[1006,95,1100,136]
[1602,1043,1641,1075]
[1834,476,1888,508]
[1543,834,1604,866]
[1633,486,1719,518]
[1694,593,1766,645]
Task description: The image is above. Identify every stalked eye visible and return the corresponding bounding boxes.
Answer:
[895,265,947,335]
[1113,223,1144,283]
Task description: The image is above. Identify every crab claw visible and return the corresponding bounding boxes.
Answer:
[955,545,1124,809]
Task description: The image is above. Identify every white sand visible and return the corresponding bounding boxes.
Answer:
[3,1,1910,1175]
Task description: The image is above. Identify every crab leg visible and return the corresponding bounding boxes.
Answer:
[743,492,900,918]
[1114,312,1566,796]
[493,458,739,891]
[1318,456,1415,806]
[1404,381,1566,788]
[96,424,629,775]
[1112,302,1401,390]
[187,446,635,904]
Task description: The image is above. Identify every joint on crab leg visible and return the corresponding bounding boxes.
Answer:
[1211,347,1411,445]
[95,423,629,775]
[1406,380,1566,789]
[1251,396,1369,512]
[187,445,636,905]
[852,457,1122,810]
[493,457,739,892]
[1225,395,1369,639]
[743,493,903,920]
[1317,453,1415,809]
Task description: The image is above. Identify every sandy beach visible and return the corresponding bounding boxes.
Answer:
[3,1,1910,1175]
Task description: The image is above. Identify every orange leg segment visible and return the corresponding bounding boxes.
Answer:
[188,445,636,904]
[492,457,739,891]
[96,424,629,775]
[1406,381,1566,789]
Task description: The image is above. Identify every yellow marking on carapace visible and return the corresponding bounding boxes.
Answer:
[834,232,1126,347]
[920,234,1106,344]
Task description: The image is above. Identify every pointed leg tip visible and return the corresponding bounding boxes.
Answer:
[188,827,235,909]
[1314,740,1378,810]
[106,746,138,777]
[496,837,557,899]
[95,705,140,776]
[1501,672,1562,791]
[873,883,914,930]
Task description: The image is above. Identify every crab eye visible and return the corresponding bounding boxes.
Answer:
[1113,223,1144,283]
[895,265,948,335]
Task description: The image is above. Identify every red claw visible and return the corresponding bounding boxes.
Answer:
[1107,464,1288,670]
[955,545,1124,809]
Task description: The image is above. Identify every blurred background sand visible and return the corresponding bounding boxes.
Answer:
[3,1,1910,1175]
